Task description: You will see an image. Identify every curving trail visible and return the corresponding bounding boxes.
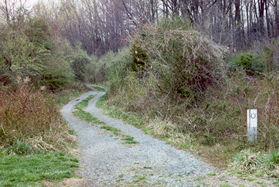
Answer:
[61,88,214,186]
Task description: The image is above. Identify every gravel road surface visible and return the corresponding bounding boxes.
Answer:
[61,89,215,186]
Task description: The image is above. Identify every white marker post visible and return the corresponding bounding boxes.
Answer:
[247,109,257,144]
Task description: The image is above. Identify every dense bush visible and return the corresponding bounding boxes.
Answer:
[0,15,91,91]
[258,39,279,72]
[0,30,47,85]
[70,46,91,82]
[105,48,132,93]
[178,71,279,148]
[85,55,98,83]
[132,21,225,104]
[227,52,265,76]
[130,36,150,73]
[0,82,72,151]
[92,49,131,86]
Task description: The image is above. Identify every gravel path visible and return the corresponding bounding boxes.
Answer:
[61,89,215,186]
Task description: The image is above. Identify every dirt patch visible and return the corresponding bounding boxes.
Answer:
[42,178,84,187]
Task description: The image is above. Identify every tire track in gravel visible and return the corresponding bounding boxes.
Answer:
[61,89,214,186]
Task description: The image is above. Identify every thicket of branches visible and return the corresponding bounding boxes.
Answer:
[22,0,279,56]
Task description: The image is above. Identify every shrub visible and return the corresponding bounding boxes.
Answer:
[93,48,131,90]
[105,48,132,93]
[90,51,114,83]
[0,82,73,151]
[102,18,279,154]
[25,17,52,50]
[156,16,192,31]
[70,46,91,82]
[260,39,279,72]
[85,55,98,82]
[227,52,265,75]
[130,36,150,74]
[0,31,47,84]
[135,23,225,104]
[0,17,75,91]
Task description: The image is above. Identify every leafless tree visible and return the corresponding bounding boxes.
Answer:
[38,0,279,55]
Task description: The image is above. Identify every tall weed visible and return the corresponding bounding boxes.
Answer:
[0,82,73,152]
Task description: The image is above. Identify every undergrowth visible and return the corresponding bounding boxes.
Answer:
[55,83,90,108]
[0,83,75,152]
[96,95,144,128]
[229,149,279,180]
[0,82,85,186]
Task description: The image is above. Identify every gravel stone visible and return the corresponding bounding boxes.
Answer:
[61,90,215,186]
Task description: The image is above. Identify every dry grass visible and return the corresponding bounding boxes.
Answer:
[0,83,74,152]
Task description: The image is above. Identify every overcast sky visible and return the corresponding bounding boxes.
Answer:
[25,0,59,10]
[27,0,49,7]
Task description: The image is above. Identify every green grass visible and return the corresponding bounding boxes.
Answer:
[121,136,139,145]
[207,173,217,177]
[228,149,279,179]
[0,151,79,186]
[73,95,105,125]
[96,95,106,108]
[220,185,233,187]
[74,94,138,145]
[96,95,144,128]
[100,126,138,145]
[115,174,124,183]
[101,126,121,136]
[55,89,88,108]
[75,95,96,109]
[132,175,146,183]
[73,109,104,124]
[91,84,106,92]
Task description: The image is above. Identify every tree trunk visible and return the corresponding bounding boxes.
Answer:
[275,0,279,37]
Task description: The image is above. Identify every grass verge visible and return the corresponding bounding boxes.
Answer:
[73,95,138,145]
[73,95,105,125]
[0,151,78,186]
[0,85,88,186]
[96,95,144,128]
[95,91,242,167]
[91,84,106,92]
[228,149,279,179]
[95,87,279,184]
[101,126,138,145]
[55,89,89,109]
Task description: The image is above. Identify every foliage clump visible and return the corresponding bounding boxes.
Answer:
[254,38,279,72]
[227,52,264,76]
[130,36,150,73]
[131,19,225,104]
[0,82,74,152]
[70,46,91,82]
[0,15,92,91]
[229,149,279,178]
